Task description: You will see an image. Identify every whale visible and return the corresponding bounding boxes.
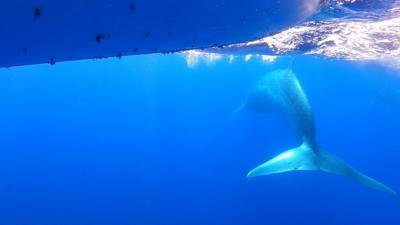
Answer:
[242,69,397,195]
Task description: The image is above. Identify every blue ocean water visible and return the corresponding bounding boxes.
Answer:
[0,54,399,225]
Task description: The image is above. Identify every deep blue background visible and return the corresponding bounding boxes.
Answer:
[0,55,399,225]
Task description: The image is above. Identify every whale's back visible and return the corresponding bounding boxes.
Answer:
[248,69,316,146]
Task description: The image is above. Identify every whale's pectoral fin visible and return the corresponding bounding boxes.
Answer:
[231,102,247,119]
[247,145,397,195]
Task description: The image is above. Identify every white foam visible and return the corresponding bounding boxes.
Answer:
[183,50,223,68]
[199,1,400,69]
[182,51,277,68]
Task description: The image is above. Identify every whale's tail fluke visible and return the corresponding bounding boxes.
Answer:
[247,144,397,195]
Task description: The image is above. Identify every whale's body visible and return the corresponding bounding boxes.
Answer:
[244,69,396,195]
